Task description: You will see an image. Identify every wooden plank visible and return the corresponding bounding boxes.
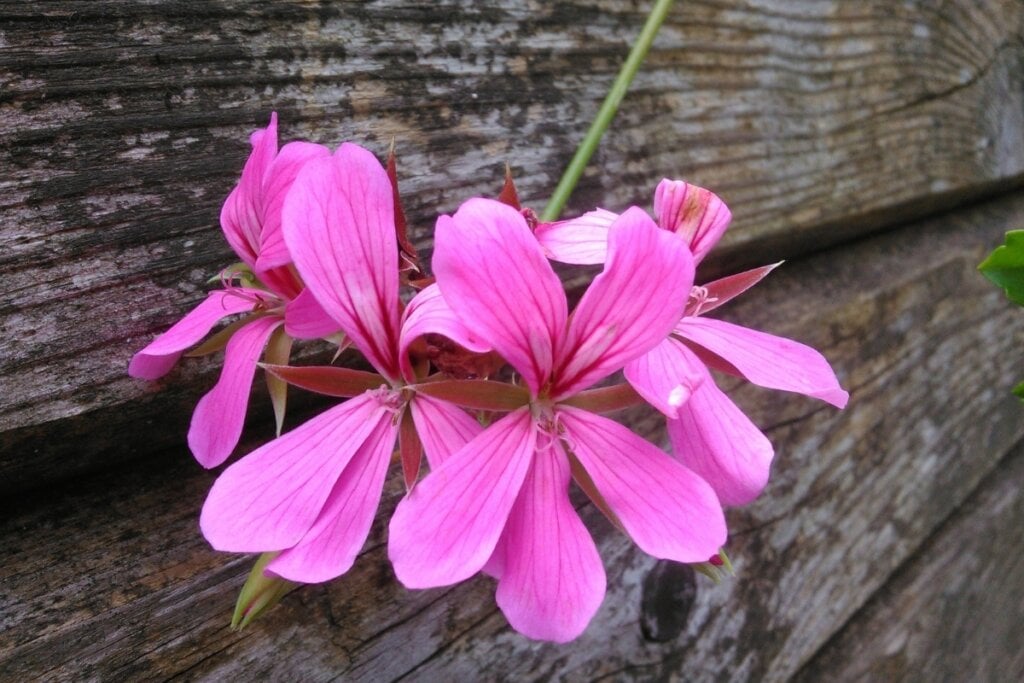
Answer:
[793,441,1024,682]
[3,1,1024,490]
[2,189,1022,680]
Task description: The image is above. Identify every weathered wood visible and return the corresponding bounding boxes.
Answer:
[793,442,1024,683]
[2,189,1022,680]
[3,1,1024,492]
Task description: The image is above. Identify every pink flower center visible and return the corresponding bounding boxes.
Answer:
[533,402,571,452]
[370,386,404,416]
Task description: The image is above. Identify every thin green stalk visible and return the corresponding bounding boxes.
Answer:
[540,0,676,222]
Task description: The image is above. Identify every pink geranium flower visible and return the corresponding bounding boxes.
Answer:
[388,198,727,642]
[129,113,338,467]
[200,143,487,584]
[536,179,848,505]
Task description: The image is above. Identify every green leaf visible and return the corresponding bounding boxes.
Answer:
[979,230,1024,305]
[1014,381,1024,402]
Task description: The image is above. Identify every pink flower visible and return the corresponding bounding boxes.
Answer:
[200,143,486,584]
[537,179,848,505]
[129,113,338,467]
[388,198,727,642]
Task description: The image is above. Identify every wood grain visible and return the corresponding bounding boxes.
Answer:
[793,442,1024,683]
[3,189,1022,681]
[2,1,1024,492]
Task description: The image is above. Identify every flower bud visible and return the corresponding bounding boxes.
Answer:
[231,552,300,630]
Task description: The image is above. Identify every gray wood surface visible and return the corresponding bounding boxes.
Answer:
[3,1,1024,493]
[4,2,1024,679]
[3,189,1022,681]
[795,442,1024,683]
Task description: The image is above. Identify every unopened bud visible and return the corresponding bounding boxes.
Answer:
[691,548,734,583]
[231,552,300,630]
[653,179,731,264]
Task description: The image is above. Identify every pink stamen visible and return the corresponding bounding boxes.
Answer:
[535,408,571,452]
[686,285,718,317]
[218,270,283,313]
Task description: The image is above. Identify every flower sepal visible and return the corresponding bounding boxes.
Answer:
[692,548,734,584]
[260,363,388,398]
[412,378,530,412]
[207,261,258,287]
[184,312,270,358]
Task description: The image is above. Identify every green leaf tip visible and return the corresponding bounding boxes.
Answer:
[979,230,1024,306]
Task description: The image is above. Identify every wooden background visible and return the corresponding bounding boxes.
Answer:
[3,1,1023,680]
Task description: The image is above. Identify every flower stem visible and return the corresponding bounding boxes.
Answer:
[540,0,676,222]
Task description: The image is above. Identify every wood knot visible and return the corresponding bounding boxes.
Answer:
[640,560,697,643]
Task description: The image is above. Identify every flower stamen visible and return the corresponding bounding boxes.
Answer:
[687,285,718,317]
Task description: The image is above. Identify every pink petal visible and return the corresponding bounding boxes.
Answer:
[668,378,774,507]
[398,284,492,382]
[219,187,255,268]
[267,417,398,583]
[200,392,391,552]
[695,262,781,316]
[432,198,567,396]
[558,406,727,563]
[128,289,257,380]
[495,437,606,642]
[188,316,283,468]
[482,536,507,579]
[388,408,536,588]
[284,288,341,340]
[676,317,849,408]
[409,393,483,469]
[553,207,694,398]
[282,145,401,379]
[255,140,332,276]
[220,113,279,267]
[623,337,706,419]
[653,179,731,264]
[534,208,618,265]
[258,265,303,302]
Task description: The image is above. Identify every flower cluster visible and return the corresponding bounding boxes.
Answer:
[131,115,847,642]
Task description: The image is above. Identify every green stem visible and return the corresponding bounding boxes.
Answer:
[540,0,676,222]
